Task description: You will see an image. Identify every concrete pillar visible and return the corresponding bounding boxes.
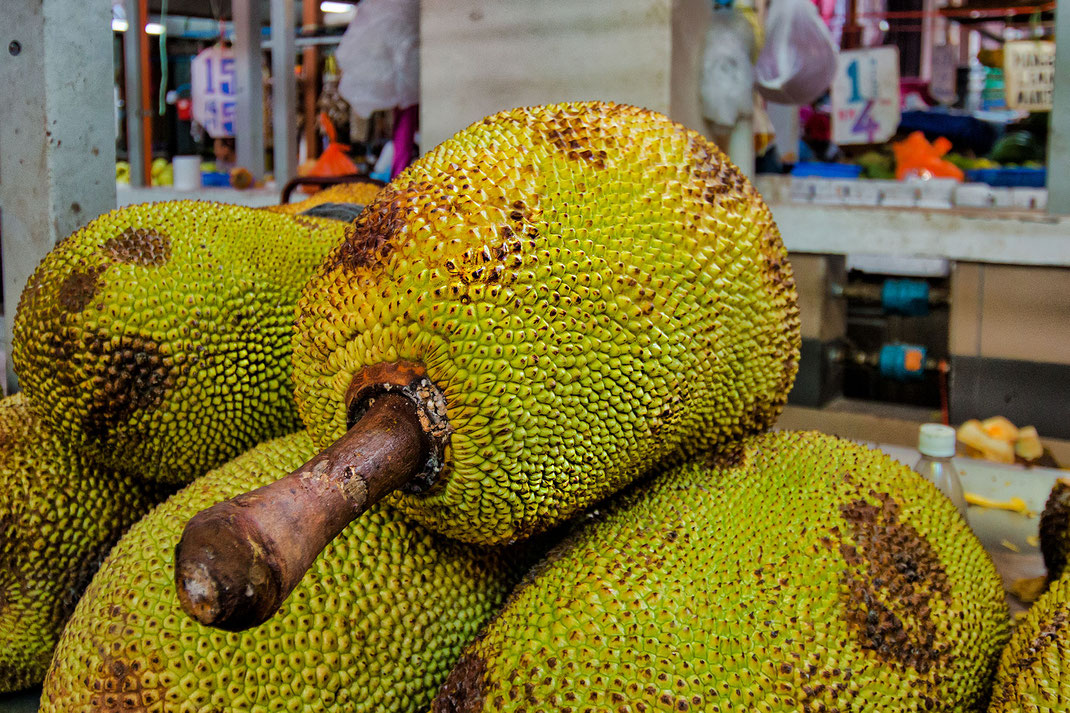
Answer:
[271,0,297,184]
[233,0,266,179]
[0,0,117,393]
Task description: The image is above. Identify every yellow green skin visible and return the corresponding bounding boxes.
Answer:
[13,201,347,484]
[433,431,1010,713]
[988,572,1070,711]
[0,394,168,693]
[41,430,528,713]
[294,101,800,544]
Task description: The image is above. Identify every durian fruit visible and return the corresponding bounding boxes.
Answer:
[266,180,384,221]
[13,201,347,484]
[988,479,1070,711]
[40,430,530,713]
[176,101,800,630]
[433,431,1010,712]
[0,394,167,692]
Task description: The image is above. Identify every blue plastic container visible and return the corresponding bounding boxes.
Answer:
[879,343,928,381]
[790,162,863,179]
[965,167,1046,188]
[882,279,930,317]
[201,171,230,187]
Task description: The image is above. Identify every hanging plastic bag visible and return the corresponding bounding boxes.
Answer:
[335,0,419,119]
[755,0,837,105]
[700,7,757,128]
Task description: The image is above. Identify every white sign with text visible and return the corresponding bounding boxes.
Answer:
[191,45,237,138]
[832,47,901,145]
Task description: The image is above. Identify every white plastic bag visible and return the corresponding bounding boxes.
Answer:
[336,0,419,118]
[755,0,837,105]
[700,9,756,128]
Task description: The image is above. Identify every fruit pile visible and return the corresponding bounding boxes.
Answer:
[1,102,1060,712]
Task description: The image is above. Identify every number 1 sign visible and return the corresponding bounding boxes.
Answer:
[832,47,900,145]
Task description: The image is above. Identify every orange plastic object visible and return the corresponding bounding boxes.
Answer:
[892,131,965,181]
[903,347,924,373]
[299,113,359,194]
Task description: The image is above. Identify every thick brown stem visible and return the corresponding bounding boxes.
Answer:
[174,393,428,631]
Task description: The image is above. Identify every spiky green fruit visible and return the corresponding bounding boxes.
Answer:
[41,430,528,713]
[293,101,800,544]
[0,394,166,692]
[433,431,1009,712]
[988,572,1070,711]
[13,201,346,484]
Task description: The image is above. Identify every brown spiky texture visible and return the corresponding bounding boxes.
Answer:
[293,101,800,544]
[988,571,1070,711]
[265,181,383,218]
[0,394,168,692]
[13,201,347,484]
[1040,478,1070,582]
[41,430,530,713]
[433,431,1010,713]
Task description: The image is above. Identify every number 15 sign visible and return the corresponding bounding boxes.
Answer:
[191,44,237,139]
[832,47,900,145]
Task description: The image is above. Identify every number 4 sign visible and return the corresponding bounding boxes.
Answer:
[832,47,900,145]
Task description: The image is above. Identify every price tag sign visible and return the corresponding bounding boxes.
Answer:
[832,47,900,145]
[1003,40,1055,111]
[191,45,237,138]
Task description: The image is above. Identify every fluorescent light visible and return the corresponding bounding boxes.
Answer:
[145,22,164,35]
[320,1,355,13]
[112,18,129,32]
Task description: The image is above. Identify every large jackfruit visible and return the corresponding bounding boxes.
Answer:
[0,394,167,692]
[41,430,528,713]
[293,101,800,544]
[988,478,1070,711]
[988,572,1070,712]
[432,431,1010,712]
[13,201,347,484]
[266,180,384,221]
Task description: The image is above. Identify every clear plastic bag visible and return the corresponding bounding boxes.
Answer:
[755,0,837,105]
[700,9,756,128]
[335,0,419,118]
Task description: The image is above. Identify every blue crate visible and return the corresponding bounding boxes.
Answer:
[965,167,1046,188]
[790,162,862,179]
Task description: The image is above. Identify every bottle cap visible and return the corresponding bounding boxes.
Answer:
[918,423,956,458]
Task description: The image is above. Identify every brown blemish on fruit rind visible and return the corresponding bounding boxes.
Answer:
[76,621,163,713]
[831,490,953,673]
[432,650,491,713]
[81,332,175,441]
[103,227,171,266]
[687,136,749,204]
[331,182,435,274]
[529,104,635,168]
[57,266,105,313]
[1017,607,1068,672]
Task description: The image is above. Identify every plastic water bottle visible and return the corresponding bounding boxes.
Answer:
[914,424,968,523]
